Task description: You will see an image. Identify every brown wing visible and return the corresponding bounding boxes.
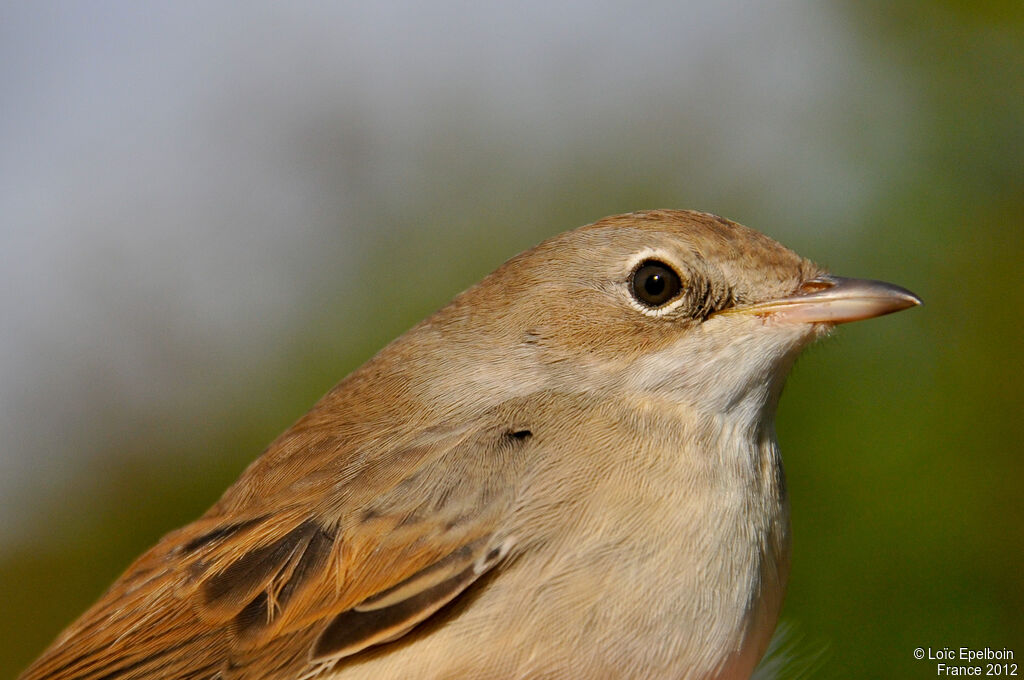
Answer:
[19,420,529,680]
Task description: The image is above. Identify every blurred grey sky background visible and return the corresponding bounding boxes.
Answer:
[2,1,1021,677]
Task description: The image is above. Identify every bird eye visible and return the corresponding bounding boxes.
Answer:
[630,260,683,308]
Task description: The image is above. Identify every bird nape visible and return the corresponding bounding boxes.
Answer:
[20,210,920,680]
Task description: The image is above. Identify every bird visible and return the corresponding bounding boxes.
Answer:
[20,209,921,680]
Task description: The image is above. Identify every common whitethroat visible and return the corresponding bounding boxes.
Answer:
[21,210,921,680]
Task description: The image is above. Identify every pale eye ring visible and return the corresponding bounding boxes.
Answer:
[630,260,683,307]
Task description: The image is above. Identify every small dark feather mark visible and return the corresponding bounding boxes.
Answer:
[776,460,788,503]
[226,524,335,639]
[234,591,270,636]
[274,526,333,607]
[506,429,532,441]
[485,547,501,563]
[719,285,738,312]
[314,564,476,660]
[183,517,264,554]
[691,276,717,321]
[202,520,322,610]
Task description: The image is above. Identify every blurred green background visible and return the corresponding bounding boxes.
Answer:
[1,2,1021,677]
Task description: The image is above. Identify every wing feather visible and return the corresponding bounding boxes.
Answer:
[19,418,526,680]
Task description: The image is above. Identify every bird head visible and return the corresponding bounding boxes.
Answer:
[427,209,920,424]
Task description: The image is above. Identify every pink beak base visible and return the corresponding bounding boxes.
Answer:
[732,275,922,325]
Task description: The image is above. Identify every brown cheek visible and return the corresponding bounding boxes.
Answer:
[534,295,688,363]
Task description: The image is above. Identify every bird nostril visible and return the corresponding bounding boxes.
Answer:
[797,278,835,295]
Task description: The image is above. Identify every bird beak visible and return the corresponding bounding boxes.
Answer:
[727,275,922,325]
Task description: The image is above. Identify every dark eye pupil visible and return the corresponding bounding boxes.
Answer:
[631,260,682,307]
[644,274,666,297]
